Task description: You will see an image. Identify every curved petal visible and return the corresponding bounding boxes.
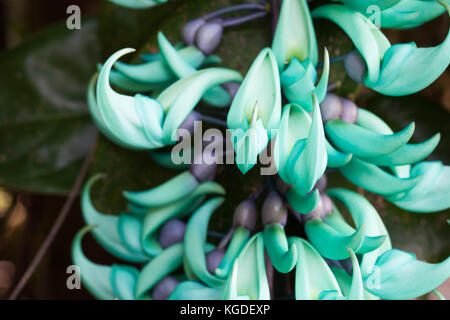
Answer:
[184,198,227,288]
[325,119,415,158]
[263,224,297,273]
[272,0,318,69]
[286,188,320,214]
[339,157,421,195]
[312,4,391,84]
[227,48,281,133]
[135,243,185,299]
[223,233,270,300]
[160,68,243,144]
[109,0,162,9]
[215,227,251,278]
[292,237,342,300]
[364,249,450,300]
[325,138,353,168]
[157,32,232,107]
[141,181,225,256]
[81,175,150,262]
[123,171,199,208]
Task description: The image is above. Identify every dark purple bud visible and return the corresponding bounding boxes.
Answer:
[320,93,342,123]
[262,192,288,226]
[206,248,226,274]
[183,18,206,45]
[194,20,224,55]
[179,111,201,135]
[340,98,359,124]
[233,199,257,231]
[159,219,186,249]
[152,276,180,300]
[190,162,217,182]
[222,82,241,101]
[344,51,366,84]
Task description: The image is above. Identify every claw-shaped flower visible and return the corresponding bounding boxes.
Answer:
[227,48,281,174]
[275,96,327,211]
[312,3,450,96]
[272,0,329,111]
[90,48,242,150]
[339,0,448,29]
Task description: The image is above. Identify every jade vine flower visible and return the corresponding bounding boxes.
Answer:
[90,48,242,150]
[227,48,281,174]
[312,3,450,96]
[109,0,166,9]
[274,96,327,214]
[272,0,329,112]
[320,94,449,213]
[338,0,448,29]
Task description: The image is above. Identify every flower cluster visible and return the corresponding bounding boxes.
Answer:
[73,0,450,300]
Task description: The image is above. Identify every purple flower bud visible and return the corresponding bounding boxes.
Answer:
[194,20,224,55]
[303,193,333,221]
[340,98,359,124]
[320,93,342,123]
[179,111,201,135]
[190,162,217,182]
[152,276,180,300]
[262,192,288,226]
[233,199,257,231]
[183,18,206,45]
[321,194,333,215]
[159,219,186,249]
[344,51,366,84]
[206,248,226,274]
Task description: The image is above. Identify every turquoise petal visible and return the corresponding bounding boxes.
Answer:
[364,249,450,300]
[227,48,281,134]
[215,227,251,278]
[184,198,227,288]
[157,32,232,107]
[72,226,115,300]
[325,119,415,158]
[97,48,165,150]
[110,265,139,300]
[123,171,199,208]
[331,266,379,300]
[339,0,401,12]
[135,243,184,299]
[326,188,391,275]
[263,224,297,273]
[169,281,223,300]
[114,46,204,84]
[81,175,150,262]
[288,95,327,194]
[304,217,366,260]
[159,68,243,144]
[272,0,318,69]
[339,158,421,196]
[325,138,353,168]
[141,181,225,256]
[149,150,190,170]
[286,188,320,214]
[292,237,342,300]
[312,4,391,84]
[223,233,270,300]
[387,161,450,212]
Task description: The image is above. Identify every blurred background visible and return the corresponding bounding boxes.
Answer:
[0,0,448,300]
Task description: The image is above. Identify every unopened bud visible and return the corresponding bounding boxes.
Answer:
[159,219,186,249]
[262,192,288,226]
[206,248,226,274]
[344,51,366,84]
[194,20,224,55]
[340,98,359,124]
[183,18,206,45]
[320,93,342,123]
[233,199,257,231]
[152,276,180,300]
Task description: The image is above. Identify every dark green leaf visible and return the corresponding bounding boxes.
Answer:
[0,19,100,195]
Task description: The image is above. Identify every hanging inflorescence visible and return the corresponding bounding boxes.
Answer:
[72,0,450,300]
